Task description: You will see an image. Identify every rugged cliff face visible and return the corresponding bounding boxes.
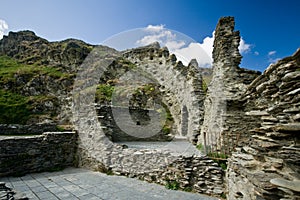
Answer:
[0,30,93,71]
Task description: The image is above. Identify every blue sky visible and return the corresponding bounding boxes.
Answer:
[0,0,299,71]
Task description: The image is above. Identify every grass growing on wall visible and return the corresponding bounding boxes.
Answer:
[165,180,180,190]
[0,89,59,124]
[95,84,115,103]
[208,152,228,170]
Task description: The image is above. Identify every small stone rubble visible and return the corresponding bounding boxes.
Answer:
[0,182,27,200]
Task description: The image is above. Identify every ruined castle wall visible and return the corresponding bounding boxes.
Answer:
[201,16,300,199]
[123,45,205,143]
[96,106,173,142]
[227,49,300,200]
[79,143,225,196]
[0,132,77,177]
[200,17,260,153]
[72,47,224,197]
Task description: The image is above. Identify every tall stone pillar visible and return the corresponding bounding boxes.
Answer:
[200,17,248,153]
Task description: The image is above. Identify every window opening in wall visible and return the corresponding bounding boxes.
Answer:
[181,105,189,136]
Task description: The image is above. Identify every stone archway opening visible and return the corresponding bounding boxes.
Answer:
[181,105,189,137]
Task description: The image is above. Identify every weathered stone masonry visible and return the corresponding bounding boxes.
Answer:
[1,16,298,199]
[226,49,300,200]
[123,43,205,143]
[0,132,77,177]
[200,16,261,154]
[71,45,225,197]
[200,16,300,199]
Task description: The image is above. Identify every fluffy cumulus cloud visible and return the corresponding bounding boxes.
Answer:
[136,25,177,49]
[136,25,251,68]
[239,37,251,53]
[0,19,8,39]
[136,25,212,67]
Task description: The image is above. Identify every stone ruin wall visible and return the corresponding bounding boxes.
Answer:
[123,44,205,143]
[70,45,225,197]
[0,132,77,177]
[227,49,300,200]
[201,16,300,199]
[1,17,298,199]
[199,17,261,154]
[96,106,173,142]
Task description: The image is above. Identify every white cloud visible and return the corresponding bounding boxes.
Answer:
[174,42,212,67]
[145,24,165,32]
[136,25,213,67]
[268,57,280,63]
[136,25,177,48]
[268,51,276,56]
[267,50,280,63]
[198,33,214,62]
[239,38,251,53]
[0,19,8,39]
[254,51,259,56]
[136,25,251,68]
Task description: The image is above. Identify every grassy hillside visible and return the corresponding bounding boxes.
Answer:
[0,56,68,124]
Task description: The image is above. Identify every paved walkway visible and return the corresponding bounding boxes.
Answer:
[0,168,219,200]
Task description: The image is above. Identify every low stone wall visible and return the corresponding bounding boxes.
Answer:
[0,132,77,177]
[0,124,58,135]
[134,155,224,195]
[79,145,225,196]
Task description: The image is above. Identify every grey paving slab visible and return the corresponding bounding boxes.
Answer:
[0,167,220,200]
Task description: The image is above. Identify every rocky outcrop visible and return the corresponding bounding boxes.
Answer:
[0,31,94,126]
[0,30,93,72]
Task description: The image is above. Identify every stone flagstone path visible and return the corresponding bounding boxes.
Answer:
[0,168,219,200]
